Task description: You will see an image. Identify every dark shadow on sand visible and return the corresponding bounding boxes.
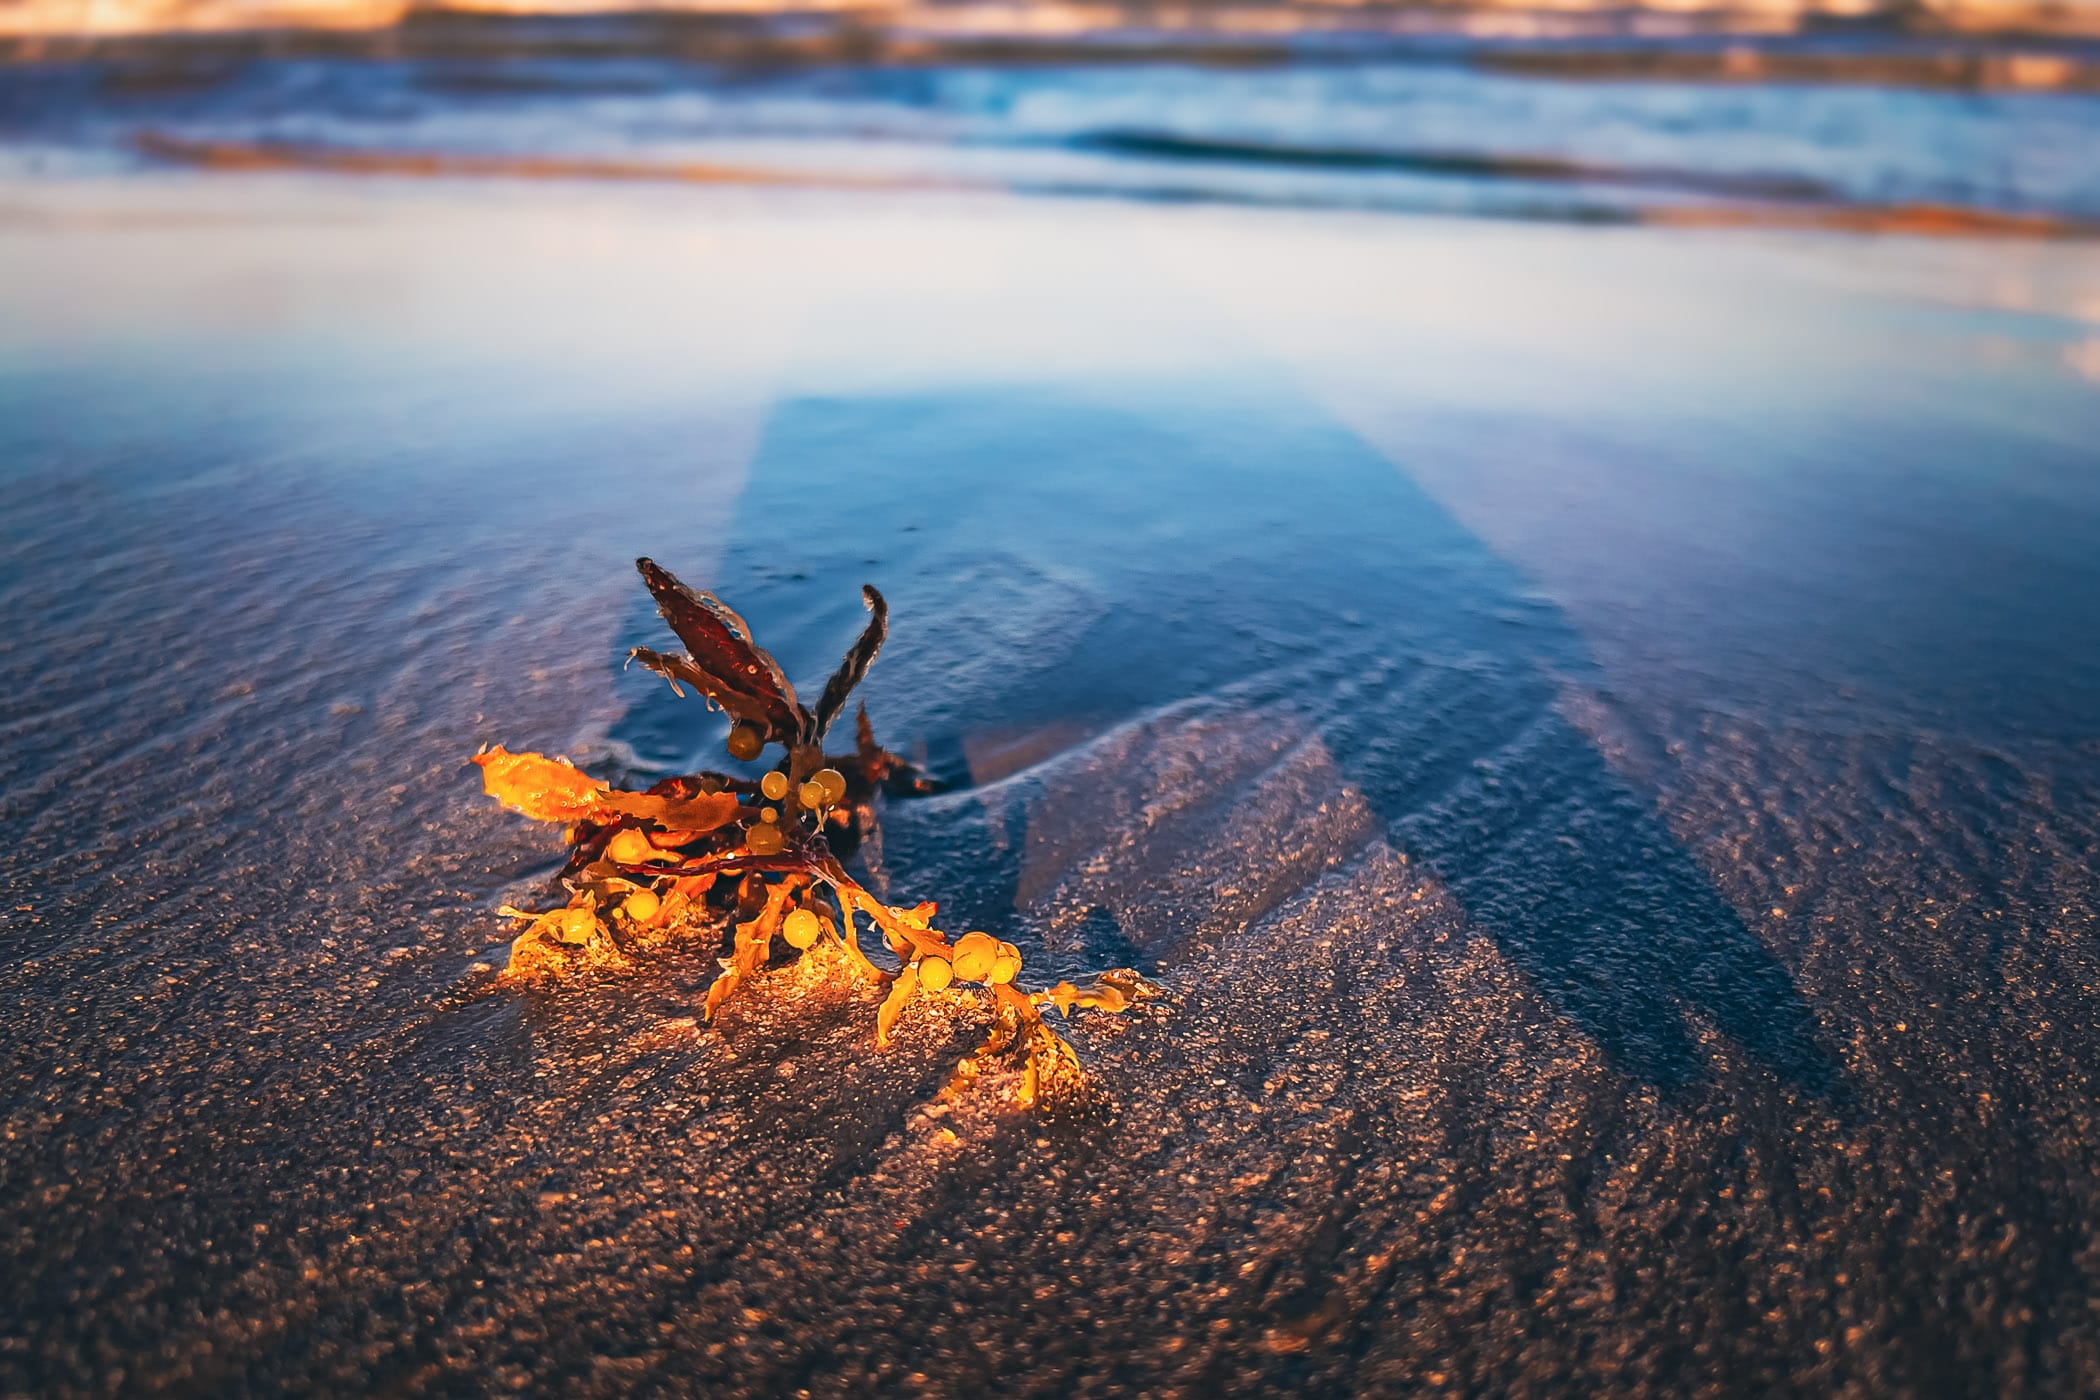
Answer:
[602,383,1840,1100]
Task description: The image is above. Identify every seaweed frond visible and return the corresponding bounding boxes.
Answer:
[473,559,1152,1109]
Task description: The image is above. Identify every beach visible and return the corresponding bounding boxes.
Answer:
[3,48,2100,1393]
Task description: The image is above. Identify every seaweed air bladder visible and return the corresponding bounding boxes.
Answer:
[472,557,1156,1109]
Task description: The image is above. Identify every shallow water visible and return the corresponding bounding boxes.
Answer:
[2,158,2100,1394]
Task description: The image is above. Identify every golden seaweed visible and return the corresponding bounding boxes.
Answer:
[475,558,1157,1107]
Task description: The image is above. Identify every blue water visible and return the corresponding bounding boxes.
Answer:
[7,52,2100,222]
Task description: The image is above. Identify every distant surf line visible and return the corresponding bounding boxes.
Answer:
[1071,131,1842,203]
[133,131,2100,242]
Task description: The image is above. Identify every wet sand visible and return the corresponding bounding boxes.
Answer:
[2,173,2099,1395]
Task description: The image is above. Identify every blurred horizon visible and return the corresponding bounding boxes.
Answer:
[8,0,2100,235]
[8,0,2100,47]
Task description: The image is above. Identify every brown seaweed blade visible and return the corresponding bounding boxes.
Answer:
[634,556,809,741]
[812,584,887,739]
[856,702,944,796]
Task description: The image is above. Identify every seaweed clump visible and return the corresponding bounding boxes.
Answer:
[473,558,1154,1108]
